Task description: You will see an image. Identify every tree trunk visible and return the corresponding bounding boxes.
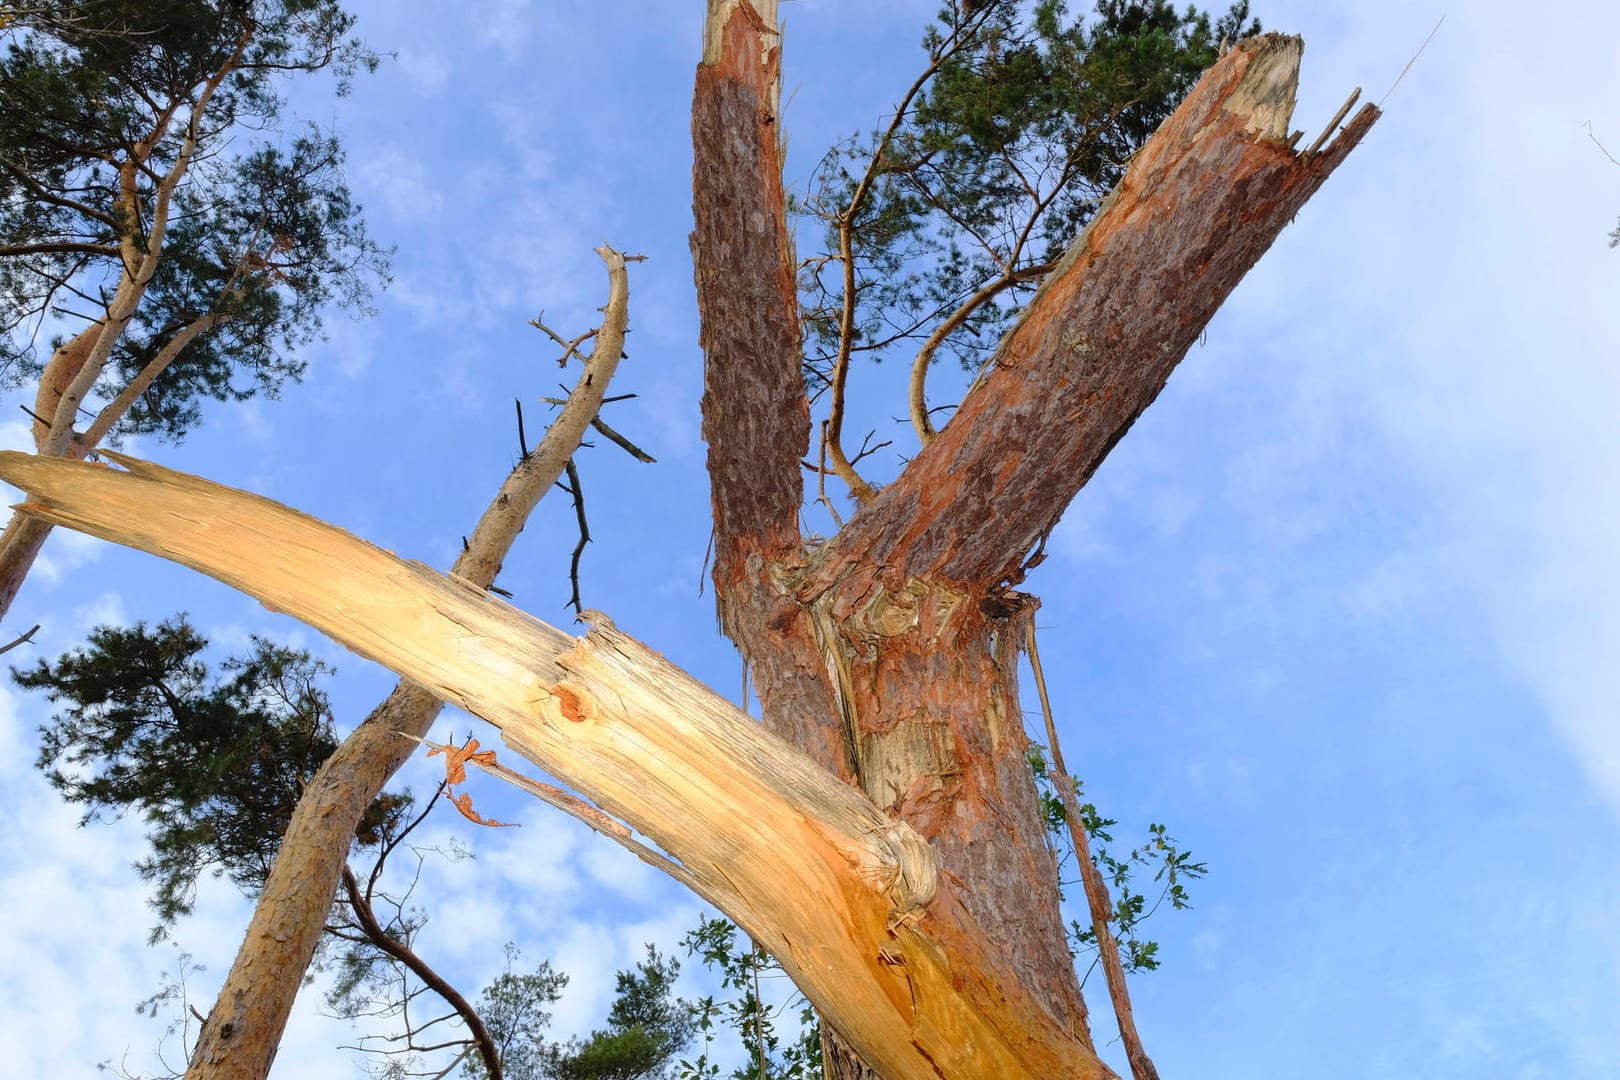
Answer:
[691,7,1376,1076]
[180,249,635,1079]
[0,514,57,621]
[0,28,1377,1079]
[0,430,91,619]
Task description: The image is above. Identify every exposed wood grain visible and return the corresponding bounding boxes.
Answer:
[179,250,640,1079]
[0,449,1114,1080]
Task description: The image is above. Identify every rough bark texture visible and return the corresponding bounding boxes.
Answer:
[0,513,60,619]
[178,250,635,1079]
[691,0,856,781]
[806,38,1375,592]
[816,585,1089,1030]
[689,21,1377,1079]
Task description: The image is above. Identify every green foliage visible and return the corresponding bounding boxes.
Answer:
[12,616,409,937]
[0,0,388,440]
[454,943,692,1080]
[542,946,695,1080]
[798,0,1259,387]
[1027,745,1208,977]
[679,916,821,1080]
[111,130,386,438]
[465,943,570,1080]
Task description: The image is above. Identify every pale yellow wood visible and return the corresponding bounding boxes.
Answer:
[0,449,1111,1080]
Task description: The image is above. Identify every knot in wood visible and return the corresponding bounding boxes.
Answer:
[862,821,938,914]
[850,578,967,643]
[547,682,596,726]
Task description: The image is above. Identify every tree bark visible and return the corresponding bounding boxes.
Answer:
[177,249,635,1079]
[692,0,856,781]
[690,8,1378,1077]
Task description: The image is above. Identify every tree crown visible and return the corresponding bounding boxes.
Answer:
[0,0,387,440]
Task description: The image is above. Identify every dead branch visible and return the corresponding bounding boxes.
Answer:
[560,459,590,615]
[0,622,41,655]
[1025,619,1158,1080]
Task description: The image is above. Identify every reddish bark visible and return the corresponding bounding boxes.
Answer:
[692,1,853,778]
[808,43,1378,594]
[692,18,1379,1079]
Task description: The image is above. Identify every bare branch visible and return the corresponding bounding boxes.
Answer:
[0,623,41,655]
[560,459,590,615]
[77,313,221,451]
[0,155,122,229]
[807,37,1380,591]
[340,865,504,1080]
[907,266,1046,445]
[1025,619,1158,1080]
[0,241,121,259]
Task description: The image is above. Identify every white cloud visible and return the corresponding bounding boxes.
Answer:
[26,526,106,588]
[356,146,446,226]
[70,590,128,633]
[394,46,451,96]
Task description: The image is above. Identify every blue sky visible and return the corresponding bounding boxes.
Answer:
[3,0,1619,1076]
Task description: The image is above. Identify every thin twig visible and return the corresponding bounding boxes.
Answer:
[1024,618,1160,1080]
[537,395,654,462]
[0,623,41,655]
[340,864,505,1080]
[814,419,844,529]
[1379,14,1445,107]
[514,398,528,458]
[1586,122,1620,168]
[527,313,571,349]
[588,415,655,463]
[561,459,590,615]
[824,9,998,502]
[846,431,891,468]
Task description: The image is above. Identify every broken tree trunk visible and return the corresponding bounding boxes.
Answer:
[0,449,1114,1080]
[0,23,1378,1080]
[691,8,1376,1077]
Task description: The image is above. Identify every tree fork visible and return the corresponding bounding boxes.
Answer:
[804,34,1379,594]
[694,20,1378,1078]
[0,25,1381,1080]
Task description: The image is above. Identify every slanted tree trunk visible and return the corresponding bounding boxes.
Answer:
[0,25,1376,1080]
[179,249,633,1079]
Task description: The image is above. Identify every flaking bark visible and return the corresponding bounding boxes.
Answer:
[0,26,1380,1080]
[806,37,1377,594]
[690,25,1378,1079]
[692,0,855,778]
